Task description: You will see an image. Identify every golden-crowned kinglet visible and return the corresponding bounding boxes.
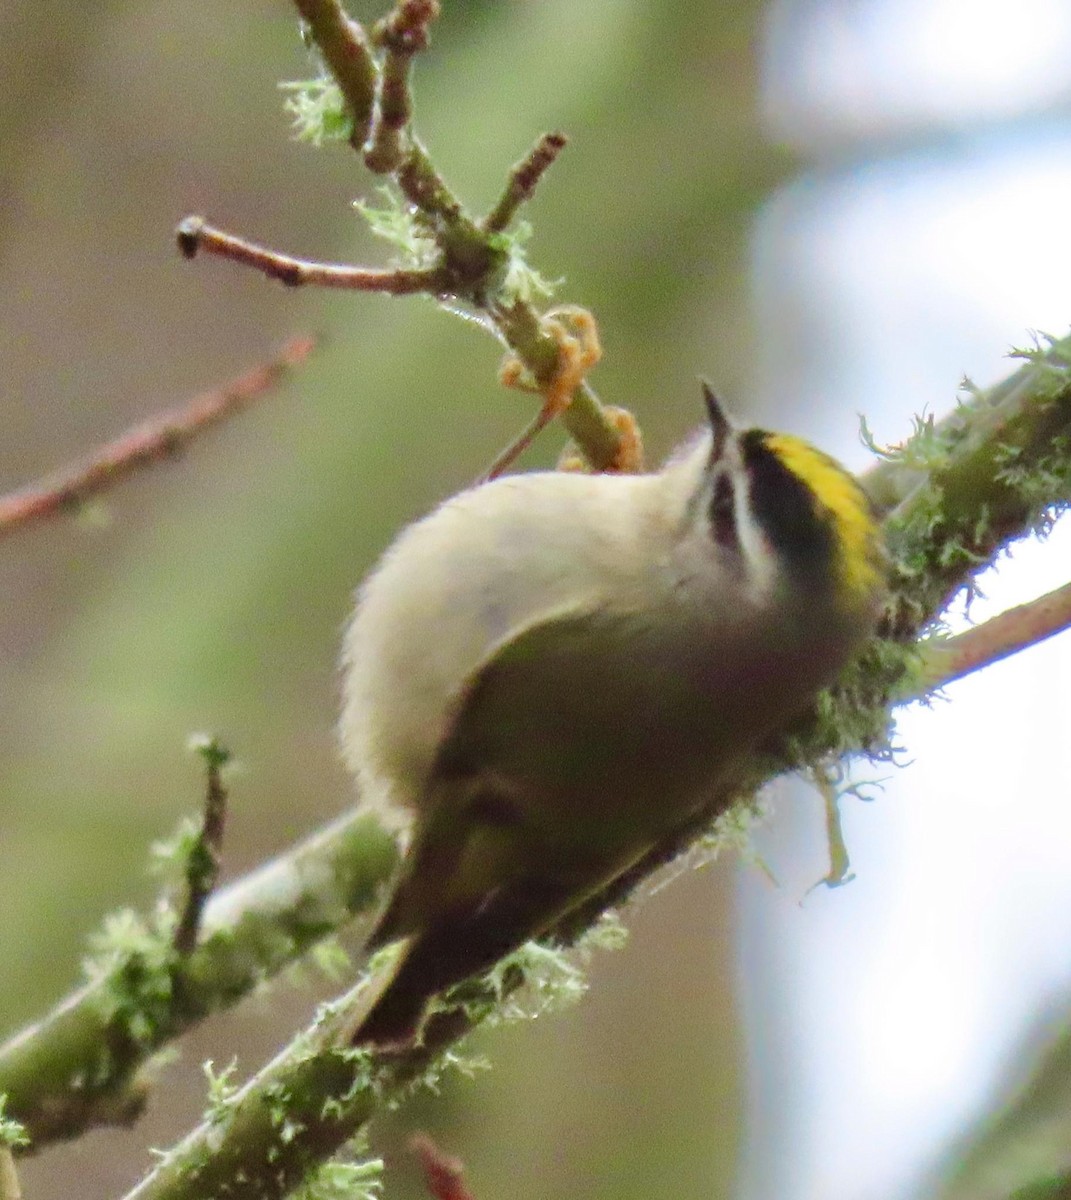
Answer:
[340,383,885,1045]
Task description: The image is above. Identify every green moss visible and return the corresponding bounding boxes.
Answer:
[291,1138,383,1200]
[0,1097,29,1151]
[279,76,353,146]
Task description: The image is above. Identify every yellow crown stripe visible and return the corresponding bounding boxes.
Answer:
[762,433,881,601]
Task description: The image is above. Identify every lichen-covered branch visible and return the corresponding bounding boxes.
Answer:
[118,980,420,1200]
[0,337,315,542]
[291,0,377,147]
[873,338,1071,638]
[113,331,1071,1200]
[118,933,595,1200]
[181,0,627,473]
[0,813,396,1148]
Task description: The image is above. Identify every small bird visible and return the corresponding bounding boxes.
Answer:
[339,383,885,1046]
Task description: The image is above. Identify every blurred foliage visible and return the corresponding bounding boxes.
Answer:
[1,1,776,1198]
[933,1012,1071,1200]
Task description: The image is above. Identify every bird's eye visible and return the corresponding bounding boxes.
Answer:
[708,472,737,548]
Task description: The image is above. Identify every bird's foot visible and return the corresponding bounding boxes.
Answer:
[498,304,602,428]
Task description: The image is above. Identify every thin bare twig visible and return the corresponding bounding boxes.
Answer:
[172,737,231,957]
[410,1134,477,1200]
[914,579,1071,696]
[483,131,569,234]
[292,0,378,147]
[364,0,440,172]
[0,336,315,542]
[477,404,559,483]
[176,218,449,293]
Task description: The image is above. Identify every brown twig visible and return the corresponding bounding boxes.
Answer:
[176,217,449,293]
[483,131,569,234]
[481,305,619,481]
[179,0,624,471]
[364,0,440,172]
[478,404,559,483]
[172,737,231,957]
[0,335,315,542]
[374,0,439,49]
[913,578,1071,696]
[292,0,378,148]
[410,1134,477,1200]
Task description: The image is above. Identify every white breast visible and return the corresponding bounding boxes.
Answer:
[339,466,693,830]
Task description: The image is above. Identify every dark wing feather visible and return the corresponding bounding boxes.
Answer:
[352,605,667,1047]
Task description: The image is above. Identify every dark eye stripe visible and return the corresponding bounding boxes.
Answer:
[708,472,737,548]
[741,429,836,586]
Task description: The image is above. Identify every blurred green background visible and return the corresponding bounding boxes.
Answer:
[6,2,1071,1199]
[1,2,768,1196]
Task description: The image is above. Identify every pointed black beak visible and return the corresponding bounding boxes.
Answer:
[700,379,732,461]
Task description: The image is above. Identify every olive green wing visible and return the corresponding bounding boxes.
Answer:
[352,605,659,1045]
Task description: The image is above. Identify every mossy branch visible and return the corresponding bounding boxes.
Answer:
[10,0,1071,1190]
[110,330,1071,1200]
[868,337,1071,638]
[119,932,603,1200]
[180,0,625,473]
[0,812,396,1148]
[4,330,1070,1183]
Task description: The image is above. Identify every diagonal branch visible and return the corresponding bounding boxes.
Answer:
[911,578,1071,696]
[0,336,315,543]
[482,131,569,235]
[114,332,1071,1200]
[0,811,397,1148]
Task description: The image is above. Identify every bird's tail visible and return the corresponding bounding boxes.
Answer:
[349,877,577,1047]
[345,935,427,1049]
